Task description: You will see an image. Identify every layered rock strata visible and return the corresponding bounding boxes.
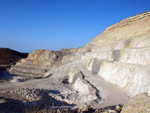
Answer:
[85,11,150,97]
[9,48,89,76]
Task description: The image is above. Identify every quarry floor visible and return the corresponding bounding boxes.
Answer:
[0,60,129,110]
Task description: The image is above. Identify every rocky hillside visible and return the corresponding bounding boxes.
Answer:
[8,11,150,111]
[0,48,28,75]
[9,48,89,76]
[0,48,28,65]
[85,11,150,97]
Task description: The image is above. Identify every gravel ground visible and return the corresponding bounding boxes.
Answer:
[0,60,129,111]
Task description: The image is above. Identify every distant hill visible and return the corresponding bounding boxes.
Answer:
[0,48,28,65]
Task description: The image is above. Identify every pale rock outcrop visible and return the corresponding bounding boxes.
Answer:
[85,11,150,97]
[87,58,150,97]
[68,70,80,84]
[73,78,97,103]
[67,70,98,103]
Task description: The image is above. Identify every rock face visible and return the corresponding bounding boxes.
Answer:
[9,48,89,76]
[85,11,150,97]
[69,70,98,103]
[9,11,150,104]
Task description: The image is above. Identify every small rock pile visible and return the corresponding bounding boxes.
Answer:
[48,83,80,104]
[0,79,11,83]
[9,88,47,101]
[78,104,122,113]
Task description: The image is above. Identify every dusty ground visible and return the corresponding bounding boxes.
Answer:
[0,60,129,112]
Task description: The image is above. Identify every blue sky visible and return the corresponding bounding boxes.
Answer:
[0,0,150,53]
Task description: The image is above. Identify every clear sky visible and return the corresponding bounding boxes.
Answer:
[0,0,150,53]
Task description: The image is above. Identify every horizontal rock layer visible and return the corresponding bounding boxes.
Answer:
[85,11,150,97]
[9,48,90,76]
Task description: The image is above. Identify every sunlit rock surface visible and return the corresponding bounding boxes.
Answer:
[85,11,150,97]
[9,48,89,77]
